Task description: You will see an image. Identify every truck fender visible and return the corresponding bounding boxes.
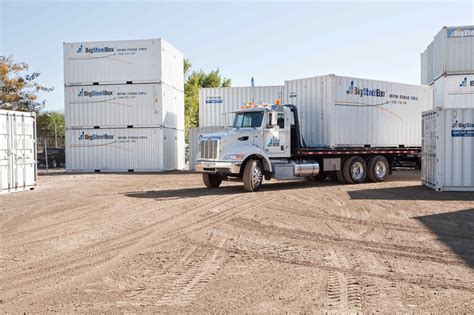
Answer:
[241,151,272,174]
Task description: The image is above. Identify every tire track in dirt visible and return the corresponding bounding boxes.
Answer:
[228,217,466,267]
[154,232,227,306]
[0,193,239,292]
[280,195,474,240]
[2,193,234,248]
[1,194,276,304]
[223,218,474,293]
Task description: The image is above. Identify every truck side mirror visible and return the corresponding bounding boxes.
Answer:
[271,112,278,126]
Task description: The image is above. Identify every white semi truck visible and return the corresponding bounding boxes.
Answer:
[195,103,421,191]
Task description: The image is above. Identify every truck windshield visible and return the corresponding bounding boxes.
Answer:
[233,111,264,129]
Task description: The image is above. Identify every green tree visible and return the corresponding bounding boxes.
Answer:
[184,59,231,134]
[0,55,53,112]
[37,112,65,148]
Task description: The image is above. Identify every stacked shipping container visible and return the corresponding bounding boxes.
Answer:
[421,25,474,109]
[421,26,474,191]
[64,38,184,172]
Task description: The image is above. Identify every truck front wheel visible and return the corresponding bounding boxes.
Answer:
[203,173,223,188]
[243,159,263,192]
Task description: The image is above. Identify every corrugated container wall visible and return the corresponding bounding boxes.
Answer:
[66,127,184,172]
[0,110,37,194]
[188,126,226,171]
[284,75,433,147]
[64,38,184,90]
[421,26,474,85]
[199,86,284,127]
[422,108,474,191]
[433,74,474,108]
[65,83,184,129]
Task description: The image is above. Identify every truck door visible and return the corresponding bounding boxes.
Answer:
[264,112,290,157]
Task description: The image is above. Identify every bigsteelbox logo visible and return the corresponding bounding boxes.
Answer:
[346,81,386,98]
[76,43,114,54]
[448,27,474,38]
[77,88,113,97]
[205,96,223,104]
[78,131,114,141]
[451,119,474,137]
[459,76,474,87]
[452,120,474,129]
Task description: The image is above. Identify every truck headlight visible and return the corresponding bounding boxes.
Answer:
[223,154,245,161]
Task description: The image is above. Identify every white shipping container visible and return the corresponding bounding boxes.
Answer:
[285,75,433,147]
[66,127,184,172]
[432,74,474,108]
[65,83,184,129]
[188,126,226,171]
[199,86,284,127]
[422,108,474,191]
[0,110,36,194]
[421,25,474,85]
[64,38,184,89]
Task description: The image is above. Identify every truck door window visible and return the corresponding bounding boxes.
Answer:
[277,113,285,129]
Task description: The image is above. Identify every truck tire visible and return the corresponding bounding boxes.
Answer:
[203,173,222,188]
[367,156,388,182]
[342,156,367,184]
[243,159,263,192]
[307,171,328,182]
[336,170,346,184]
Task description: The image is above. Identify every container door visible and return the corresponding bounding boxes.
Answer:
[12,114,22,190]
[421,112,438,189]
[162,127,176,170]
[0,113,12,193]
[17,115,36,189]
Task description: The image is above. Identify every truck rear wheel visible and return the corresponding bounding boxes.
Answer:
[243,159,263,192]
[367,156,388,182]
[203,173,222,188]
[336,170,346,184]
[342,156,367,184]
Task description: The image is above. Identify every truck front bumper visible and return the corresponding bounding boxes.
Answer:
[195,160,242,174]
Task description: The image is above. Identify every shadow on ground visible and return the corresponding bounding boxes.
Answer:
[348,185,474,201]
[415,209,474,269]
[125,179,340,200]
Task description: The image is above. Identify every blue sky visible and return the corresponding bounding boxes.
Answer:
[1,0,473,111]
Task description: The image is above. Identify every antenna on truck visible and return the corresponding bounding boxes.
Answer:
[251,77,255,103]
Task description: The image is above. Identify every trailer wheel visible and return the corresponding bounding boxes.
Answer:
[203,173,222,188]
[243,159,263,192]
[367,156,388,182]
[307,171,328,182]
[342,156,367,184]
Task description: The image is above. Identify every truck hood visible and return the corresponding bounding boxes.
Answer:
[200,128,256,141]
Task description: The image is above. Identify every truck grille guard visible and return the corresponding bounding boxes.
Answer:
[200,139,220,160]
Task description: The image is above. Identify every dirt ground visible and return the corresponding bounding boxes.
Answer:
[1,170,473,313]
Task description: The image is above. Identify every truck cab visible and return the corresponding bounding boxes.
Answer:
[195,103,319,191]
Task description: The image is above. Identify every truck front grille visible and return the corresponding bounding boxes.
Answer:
[200,139,219,160]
